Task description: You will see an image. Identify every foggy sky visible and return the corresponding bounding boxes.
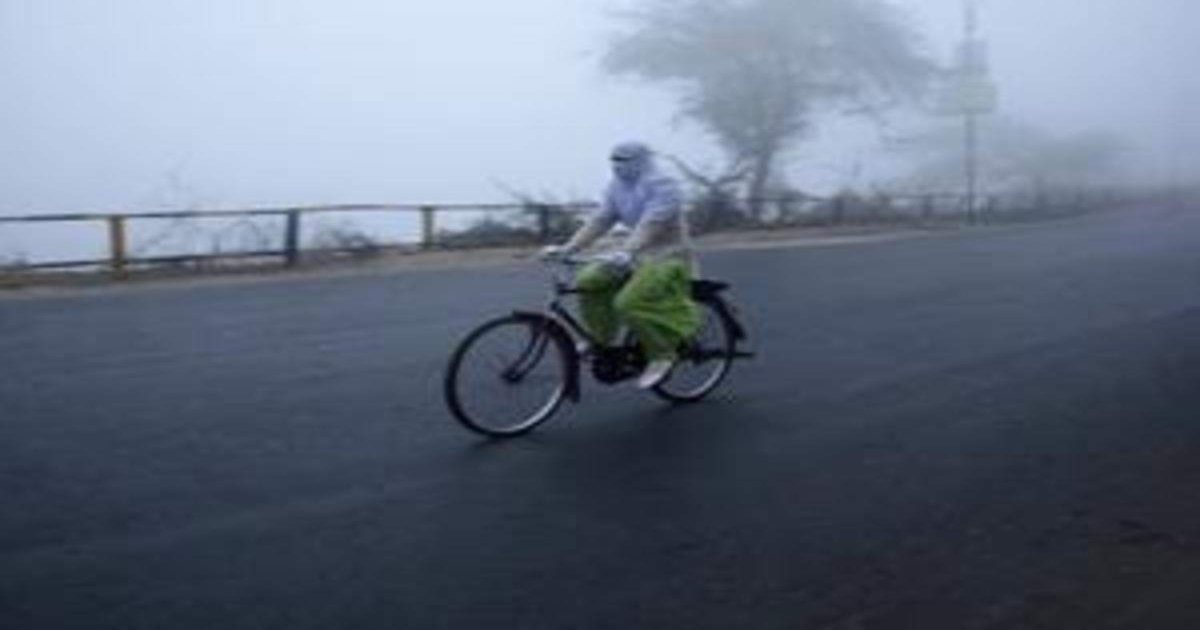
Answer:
[2,0,1197,217]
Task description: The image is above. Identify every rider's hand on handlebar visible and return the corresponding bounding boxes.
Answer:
[538,245,567,261]
[597,250,633,270]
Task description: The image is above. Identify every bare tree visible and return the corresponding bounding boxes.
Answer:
[603,0,934,217]
[660,153,750,231]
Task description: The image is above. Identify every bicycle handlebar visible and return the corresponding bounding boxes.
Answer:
[539,253,594,267]
[538,252,607,294]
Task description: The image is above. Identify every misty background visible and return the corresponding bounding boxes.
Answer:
[2,0,1197,261]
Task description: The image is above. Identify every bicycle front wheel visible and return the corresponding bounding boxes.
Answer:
[444,315,572,437]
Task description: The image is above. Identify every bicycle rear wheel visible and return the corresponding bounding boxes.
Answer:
[444,315,572,437]
[652,298,736,403]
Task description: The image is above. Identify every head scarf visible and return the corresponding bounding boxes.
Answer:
[610,141,654,185]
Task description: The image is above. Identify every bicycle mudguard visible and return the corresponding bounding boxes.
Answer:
[690,279,730,300]
[691,279,748,341]
[511,310,582,402]
[704,294,748,342]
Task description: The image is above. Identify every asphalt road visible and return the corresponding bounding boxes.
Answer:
[3,202,1199,629]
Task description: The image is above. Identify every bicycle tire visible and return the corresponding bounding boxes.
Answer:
[651,297,738,404]
[444,314,572,437]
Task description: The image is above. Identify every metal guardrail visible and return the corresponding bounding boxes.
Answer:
[0,202,599,276]
[0,191,1125,280]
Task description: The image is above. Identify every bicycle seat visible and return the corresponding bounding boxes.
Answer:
[691,279,730,300]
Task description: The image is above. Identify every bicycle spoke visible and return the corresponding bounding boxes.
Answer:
[446,317,569,436]
[654,299,734,402]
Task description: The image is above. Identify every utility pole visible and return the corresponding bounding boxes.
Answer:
[955,0,995,223]
[964,0,980,223]
[934,0,996,220]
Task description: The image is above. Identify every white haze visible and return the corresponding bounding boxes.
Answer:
[2,0,1196,219]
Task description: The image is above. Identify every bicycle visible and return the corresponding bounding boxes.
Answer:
[443,255,754,437]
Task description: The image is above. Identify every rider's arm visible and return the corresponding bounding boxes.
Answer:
[562,199,618,254]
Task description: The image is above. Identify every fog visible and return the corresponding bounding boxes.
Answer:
[2,0,1197,218]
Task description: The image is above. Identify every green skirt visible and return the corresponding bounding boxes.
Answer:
[575,259,701,361]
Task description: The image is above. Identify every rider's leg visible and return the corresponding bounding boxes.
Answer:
[575,263,624,346]
[613,260,701,363]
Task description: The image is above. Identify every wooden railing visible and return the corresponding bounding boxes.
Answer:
[0,202,596,276]
[0,190,1129,280]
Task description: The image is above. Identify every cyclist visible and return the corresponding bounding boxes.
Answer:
[541,141,700,389]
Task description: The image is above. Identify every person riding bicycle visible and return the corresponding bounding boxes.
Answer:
[541,141,701,389]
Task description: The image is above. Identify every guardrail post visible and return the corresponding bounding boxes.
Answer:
[537,206,552,243]
[876,194,891,223]
[831,195,846,226]
[420,206,436,250]
[983,195,997,224]
[922,195,935,222]
[107,215,128,279]
[284,210,302,267]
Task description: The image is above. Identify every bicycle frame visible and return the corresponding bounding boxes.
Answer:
[538,256,750,356]
[443,255,755,436]
[493,259,598,391]
[507,256,753,385]
[541,257,615,349]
